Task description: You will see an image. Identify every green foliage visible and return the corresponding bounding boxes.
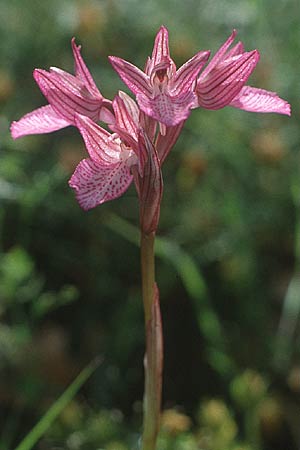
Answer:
[0,0,299,449]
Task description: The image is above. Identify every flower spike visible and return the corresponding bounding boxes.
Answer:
[11,26,291,213]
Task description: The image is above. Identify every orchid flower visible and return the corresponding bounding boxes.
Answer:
[69,92,138,210]
[11,39,114,139]
[109,26,210,127]
[195,30,291,115]
[69,91,163,232]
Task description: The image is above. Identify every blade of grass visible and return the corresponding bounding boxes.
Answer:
[104,212,235,377]
[14,357,102,450]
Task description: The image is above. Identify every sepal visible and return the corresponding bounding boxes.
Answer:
[137,130,163,234]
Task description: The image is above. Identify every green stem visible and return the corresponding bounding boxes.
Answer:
[141,232,163,450]
[141,233,155,323]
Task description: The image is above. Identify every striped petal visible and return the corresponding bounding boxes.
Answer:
[151,26,171,67]
[75,114,121,165]
[200,30,237,79]
[69,158,132,210]
[225,41,244,58]
[109,92,140,156]
[11,105,70,139]
[229,86,291,115]
[109,56,152,97]
[112,92,138,139]
[71,38,102,98]
[34,69,103,123]
[196,50,259,110]
[49,67,89,96]
[117,91,140,125]
[172,51,210,96]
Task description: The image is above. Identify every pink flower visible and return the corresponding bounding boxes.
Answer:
[11,39,114,139]
[69,91,163,229]
[195,30,291,115]
[69,92,139,210]
[109,26,210,127]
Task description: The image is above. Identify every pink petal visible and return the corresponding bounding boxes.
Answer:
[110,92,140,154]
[109,56,152,97]
[118,91,140,125]
[11,105,70,139]
[137,91,195,126]
[71,38,102,98]
[196,50,259,110]
[75,114,121,165]
[98,106,116,125]
[200,30,237,79]
[225,41,244,58]
[151,26,170,67]
[69,158,133,210]
[112,92,138,141]
[49,67,86,95]
[34,69,103,123]
[144,56,152,76]
[109,124,138,153]
[229,86,291,115]
[172,51,210,96]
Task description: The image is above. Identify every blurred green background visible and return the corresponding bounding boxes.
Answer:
[0,0,300,449]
